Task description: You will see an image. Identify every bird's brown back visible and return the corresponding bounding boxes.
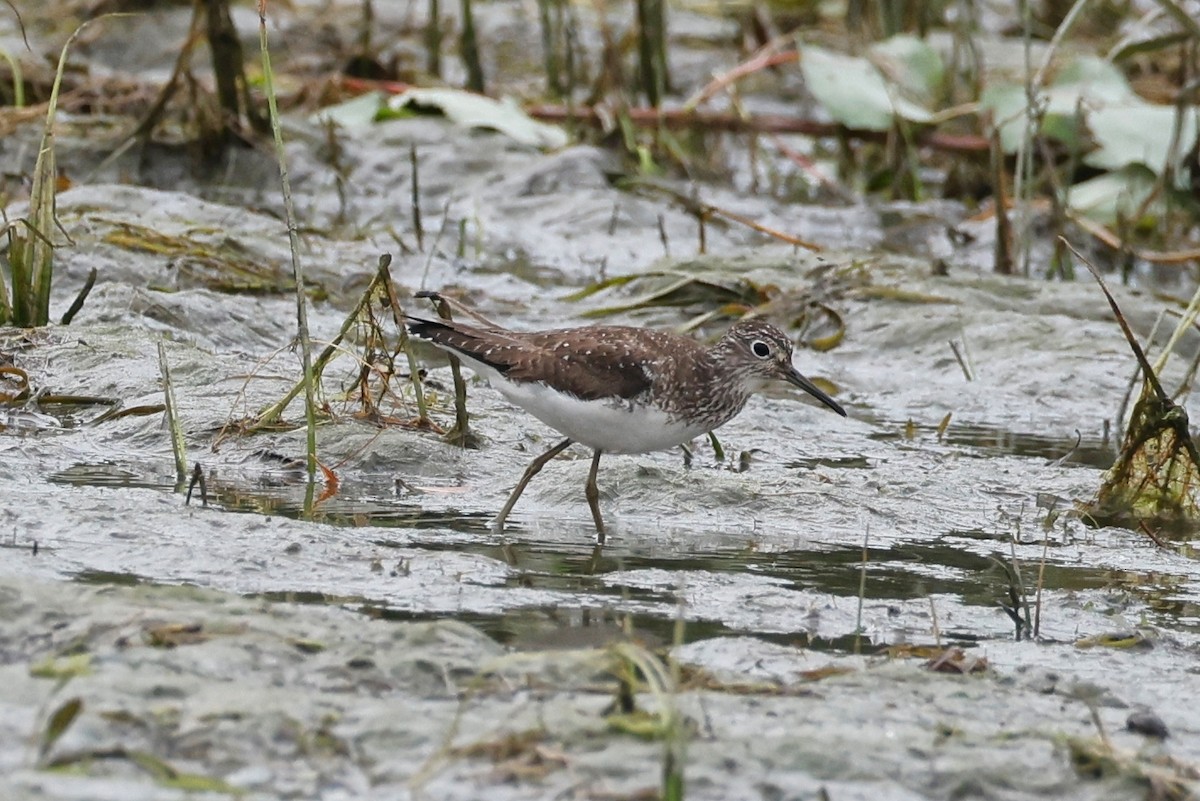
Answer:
[406,317,710,403]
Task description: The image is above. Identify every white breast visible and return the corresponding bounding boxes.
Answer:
[493,377,706,453]
[418,344,709,453]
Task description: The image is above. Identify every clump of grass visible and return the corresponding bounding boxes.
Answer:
[1,19,83,327]
[256,0,317,483]
[157,342,188,485]
[606,641,688,800]
[234,253,432,438]
[1070,240,1200,532]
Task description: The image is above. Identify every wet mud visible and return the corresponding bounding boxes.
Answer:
[3,3,1199,800]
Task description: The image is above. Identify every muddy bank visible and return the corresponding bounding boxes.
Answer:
[2,174,1199,798]
[2,575,1188,801]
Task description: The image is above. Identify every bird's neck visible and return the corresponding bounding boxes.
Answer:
[681,349,754,427]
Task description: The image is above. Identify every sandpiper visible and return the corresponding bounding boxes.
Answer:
[407,293,847,541]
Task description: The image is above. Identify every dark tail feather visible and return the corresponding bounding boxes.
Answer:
[405,316,513,375]
[405,315,453,341]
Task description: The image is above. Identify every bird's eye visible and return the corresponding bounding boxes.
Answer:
[751,340,771,358]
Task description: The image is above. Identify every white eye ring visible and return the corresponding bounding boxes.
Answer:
[751,340,771,358]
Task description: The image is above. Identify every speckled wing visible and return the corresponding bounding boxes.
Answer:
[406,318,652,401]
[507,328,660,401]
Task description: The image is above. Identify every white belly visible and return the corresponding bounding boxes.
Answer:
[422,345,710,453]
[495,378,707,453]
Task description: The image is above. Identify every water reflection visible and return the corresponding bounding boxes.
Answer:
[52,436,1200,654]
[867,421,1114,469]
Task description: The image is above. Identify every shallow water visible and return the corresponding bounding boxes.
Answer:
[4,3,1200,799]
[4,184,1199,797]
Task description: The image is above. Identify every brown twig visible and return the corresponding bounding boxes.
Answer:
[1069,212,1200,265]
[628,179,823,251]
[334,75,991,155]
[1138,520,1171,549]
[685,46,799,109]
[377,255,432,427]
[417,291,473,447]
[526,105,991,154]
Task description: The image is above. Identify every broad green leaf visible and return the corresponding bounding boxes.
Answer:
[385,88,569,149]
[799,44,935,131]
[981,55,1198,177]
[867,35,944,101]
[1051,58,1135,104]
[1067,165,1160,224]
[983,56,1132,153]
[979,83,1030,153]
[1085,104,1199,175]
[311,91,385,129]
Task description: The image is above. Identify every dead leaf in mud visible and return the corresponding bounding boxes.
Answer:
[801,303,846,351]
[44,747,243,795]
[89,403,167,425]
[142,623,209,648]
[852,285,955,303]
[1067,737,1199,800]
[1074,631,1155,650]
[0,364,30,403]
[141,622,244,648]
[884,644,988,674]
[796,664,858,681]
[454,728,545,760]
[39,697,83,762]
[565,271,770,321]
[289,637,326,653]
[678,663,834,693]
[923,647,988,674]
[30,654,92,680]
[566,267,855,354]
[452,729,569,781]
[606,709,674,740]
[101,222,312,296]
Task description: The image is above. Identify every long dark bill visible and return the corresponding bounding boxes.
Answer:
[784,368,847,417]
